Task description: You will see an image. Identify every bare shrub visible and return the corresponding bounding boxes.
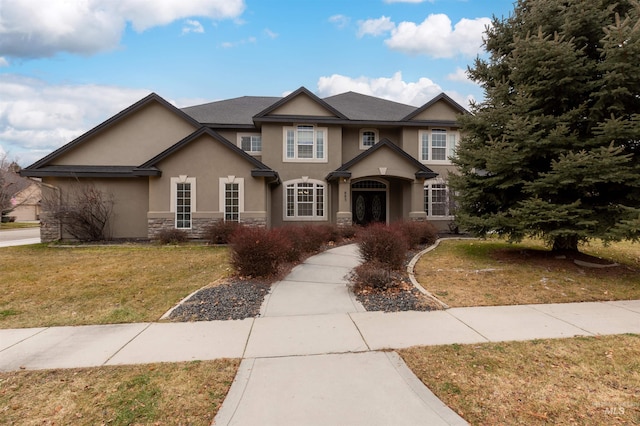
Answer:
[157,228,188,244]
[357,223,409,270]
[392,221,439,249]
[204,220,240,244]
[351,261,397,290]
[44,182,114,242]
[229,227,290,277]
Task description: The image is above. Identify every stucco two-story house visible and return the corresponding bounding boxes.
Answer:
[21,87,467,241]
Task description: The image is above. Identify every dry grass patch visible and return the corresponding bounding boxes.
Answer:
[0,245,231,328]
[400,335,640,425]
[415,239,640,307]
[0,359,239,425]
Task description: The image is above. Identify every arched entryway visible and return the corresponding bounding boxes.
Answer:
[351,179,387,226]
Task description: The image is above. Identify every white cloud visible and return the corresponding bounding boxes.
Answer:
[317,71,444,107]
[0,0,245,58]
[446,67,473,83]
[0,74,151,166]
[357,16,395,38]
[220,36,256,49]
[0,58,9,67]
[328,14,350,29]
[385,14,491,58]
[182,20,204,35]
[264,28,278,39]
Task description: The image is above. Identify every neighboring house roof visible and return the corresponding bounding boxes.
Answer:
[21,93,202,174]
[326,138,438,181]
[322,92,417,122]
[181,96,281,127]
[139,127,280,184]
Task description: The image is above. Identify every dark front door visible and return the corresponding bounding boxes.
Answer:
[352,191,386,226]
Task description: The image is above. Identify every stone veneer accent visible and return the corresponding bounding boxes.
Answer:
[39,212,61,242]
[148,217,267,240]
[336,216,353,227]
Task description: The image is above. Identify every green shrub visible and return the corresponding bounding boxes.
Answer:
[357,223,408,270]
[156,228,188,244]
[229,227,290,277]
[204,220,240,244]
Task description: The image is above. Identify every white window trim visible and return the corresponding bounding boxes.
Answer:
[424,178,454,219]
[359,128,378,150]
[171,176,196,229]
[219,176,244,222]
[283,178,327,221]
[419,128,458,165]
[237,133,262,154]
[282,124,328,163]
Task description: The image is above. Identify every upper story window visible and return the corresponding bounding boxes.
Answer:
[171,176,197,229]
[283,125,327,162]
[360,129,378,150]
[284,179,326,221]
[238,133,262,154]
[420,129,458,164]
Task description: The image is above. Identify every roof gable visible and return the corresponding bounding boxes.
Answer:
[23,93,202,171]
[402,93,469,122]
[139,127,278,181]
[327,138,437,181]
[254,87,347,121]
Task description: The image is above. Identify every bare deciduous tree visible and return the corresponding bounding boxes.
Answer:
[0,154,30,222]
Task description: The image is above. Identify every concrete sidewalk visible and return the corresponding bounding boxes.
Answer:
[2,244,640,425]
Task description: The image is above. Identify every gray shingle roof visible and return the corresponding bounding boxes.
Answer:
[322,92,417,121]
[182,96,281,126]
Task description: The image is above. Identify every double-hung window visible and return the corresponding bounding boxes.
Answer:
[171,176,196,229]
[284,179,326,220]
[238,134,262,154]
[284,125,327,161]
[420,129,458,163]
[424,180,451,217]
[219,177,244,222]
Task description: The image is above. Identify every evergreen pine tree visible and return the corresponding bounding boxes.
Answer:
[451,0,640,252]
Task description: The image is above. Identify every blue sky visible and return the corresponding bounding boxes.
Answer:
[0,0,516,166]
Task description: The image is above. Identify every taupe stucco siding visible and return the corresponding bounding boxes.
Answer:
[52,102,198,166]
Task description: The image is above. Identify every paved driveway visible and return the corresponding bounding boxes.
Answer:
[0,227,41,247]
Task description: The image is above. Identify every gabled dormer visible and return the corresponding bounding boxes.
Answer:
[253,87,347,124]
[402,92,469,124]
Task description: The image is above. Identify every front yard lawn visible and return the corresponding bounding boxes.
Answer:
[415,239,640,307]
[400,334,640,425]
[0,245,231,329]
[0,359,239,425]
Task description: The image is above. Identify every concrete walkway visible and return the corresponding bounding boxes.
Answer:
[2,244,640,425]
